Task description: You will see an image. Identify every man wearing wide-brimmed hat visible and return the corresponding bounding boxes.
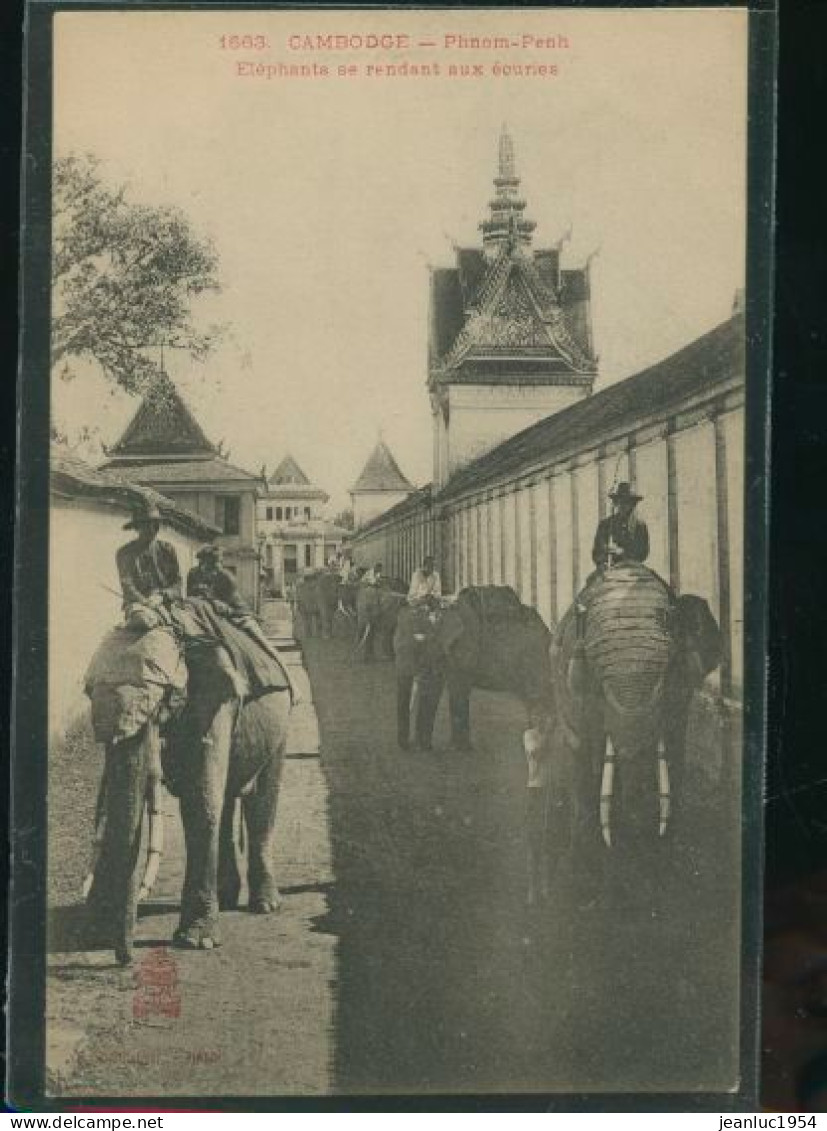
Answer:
[116,499,182,611]
[592,481,650,569]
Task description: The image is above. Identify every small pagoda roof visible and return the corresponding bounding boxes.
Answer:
[351,441,414,494]
[264,454,329,501]
[105,375,216,460]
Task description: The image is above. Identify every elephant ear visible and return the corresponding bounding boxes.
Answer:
[673,594,722,685]
[438,601,480,659]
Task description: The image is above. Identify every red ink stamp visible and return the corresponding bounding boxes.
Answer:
[133,946,181,1020]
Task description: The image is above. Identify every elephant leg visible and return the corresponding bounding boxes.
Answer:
[243,746,286,914]
[414,670,444,751]
[174,702,234,949]
[447,673,472,750]
[217,794,242,910]
[87,732,149,965]
[396,672,414,750]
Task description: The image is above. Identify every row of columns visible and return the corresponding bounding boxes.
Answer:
[352,396,744,699]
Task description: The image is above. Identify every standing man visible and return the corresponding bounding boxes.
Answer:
[363,562,384,586]
[592,482,650,569]
[116,501,182,614]
[407,555,442,603]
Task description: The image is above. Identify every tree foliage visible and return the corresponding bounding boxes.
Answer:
[52,153,223,398]
[333,508,355,531]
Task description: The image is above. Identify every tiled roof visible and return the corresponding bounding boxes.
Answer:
[351,441,415,494]
[269,454,311,486]
[50,443,220,538]
[429,247,594,372]
[438,314,744,502]
[107,375,216,457]
[101,457,260,485]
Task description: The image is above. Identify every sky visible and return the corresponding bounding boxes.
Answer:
[53,8,748,513]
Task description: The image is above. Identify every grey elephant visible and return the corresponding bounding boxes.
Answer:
[294,572,321,637]
[85,600,292,964]
[354,580,407,661]
[392,586,553,752]
[295,570,342,638]
[530,560,721,902]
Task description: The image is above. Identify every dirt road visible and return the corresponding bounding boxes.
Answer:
[47,613,742,1099]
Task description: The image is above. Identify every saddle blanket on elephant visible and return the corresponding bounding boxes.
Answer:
[84,625,187,745]
[455,586,525,625]
[170,598,292,703]
[577,562,673,714]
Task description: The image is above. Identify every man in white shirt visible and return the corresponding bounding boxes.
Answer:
[408,556,442,603]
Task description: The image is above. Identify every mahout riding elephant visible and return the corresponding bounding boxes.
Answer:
[85,600,292,964]
[392,585,553,752]
[354,580,407,661]
[530,560,721,904]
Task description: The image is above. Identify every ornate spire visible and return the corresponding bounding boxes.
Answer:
[480,124,536,257]
[498,122,516,179]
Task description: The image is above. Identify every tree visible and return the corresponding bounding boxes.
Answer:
[333,508,355,531]
[52,153,223,400]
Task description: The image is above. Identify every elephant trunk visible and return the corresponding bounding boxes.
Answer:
[86,724,152,965]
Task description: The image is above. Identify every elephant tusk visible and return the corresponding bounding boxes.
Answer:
[409,675,421,724]
[657,739,671,837]
[600,737,616,848]
[138,775,164,902]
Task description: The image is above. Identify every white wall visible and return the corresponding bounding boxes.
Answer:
[633,437,670,582]
[49,496,204,743]
[446,383,589,477]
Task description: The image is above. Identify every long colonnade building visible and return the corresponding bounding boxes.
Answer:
[351,128,746,770]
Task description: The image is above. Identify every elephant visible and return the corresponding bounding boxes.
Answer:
[531,560,721,903]
[294,572,321,637]
[85,604,292,964]
[295,570,343,638]
[392,585,553,753]
[354,580,407,661]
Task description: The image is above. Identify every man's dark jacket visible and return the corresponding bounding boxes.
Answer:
[592,512,650,567]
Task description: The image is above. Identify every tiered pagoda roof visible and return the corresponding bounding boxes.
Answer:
[99,375,259,487]
[429,125,598,390]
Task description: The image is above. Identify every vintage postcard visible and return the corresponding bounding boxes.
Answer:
[11,2,773,1108]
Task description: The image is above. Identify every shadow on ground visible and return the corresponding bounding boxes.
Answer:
[305,635,743,1097]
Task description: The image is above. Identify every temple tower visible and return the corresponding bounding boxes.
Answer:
[428,125,599,487]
